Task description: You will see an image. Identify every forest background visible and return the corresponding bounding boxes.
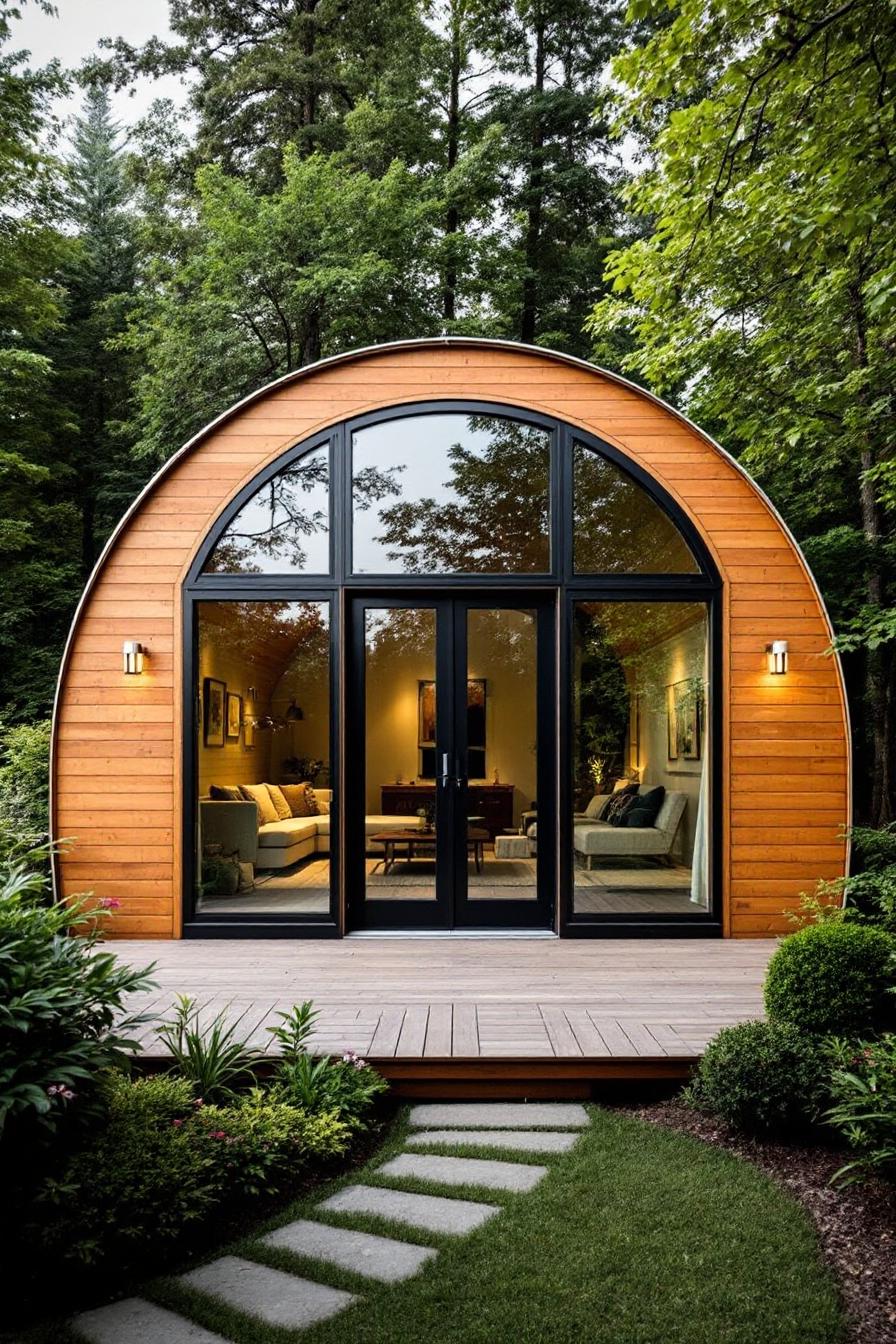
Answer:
[0,0,893,824]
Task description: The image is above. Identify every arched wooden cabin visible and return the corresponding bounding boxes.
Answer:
[52,339,850,939]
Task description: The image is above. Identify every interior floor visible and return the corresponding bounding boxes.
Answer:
[196,852,699,916]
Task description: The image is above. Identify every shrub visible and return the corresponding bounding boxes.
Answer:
[267,1004,388,1129]
[764,922,896,1036]
[0,719,51,842]
[0,848,155,1142]
[36,1073,222,1269]
[33,1075,351,1271]
[156,994,262,1103]
[825,1034,896,1184]
[684,1020,828,1134]
[192,1089,350,1198]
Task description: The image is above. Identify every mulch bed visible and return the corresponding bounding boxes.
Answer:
[629,1099,896,1344]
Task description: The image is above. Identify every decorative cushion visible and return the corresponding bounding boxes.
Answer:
[209,784,242,801]
[279,782,319,817]
[265,783,293,821]
[600,783,639,824]
[315,798,331,814]
[623,785,666,828]
[238,782,279,826]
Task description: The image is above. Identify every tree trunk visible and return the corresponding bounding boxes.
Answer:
[442,1,462,323]
[520,10,546,345]
[851,278,893,825]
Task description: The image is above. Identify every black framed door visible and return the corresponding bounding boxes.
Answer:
[346,593,555,930]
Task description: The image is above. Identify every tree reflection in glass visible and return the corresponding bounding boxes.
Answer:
[573,443,699,574]
[352,414,551,574]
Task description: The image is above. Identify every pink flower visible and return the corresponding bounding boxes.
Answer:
[98,897,121,910]
[47,1083,76,1101]
[209,1130,227,1139]
[172,1118,184,1127]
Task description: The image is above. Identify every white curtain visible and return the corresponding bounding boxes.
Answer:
[690,625,710,907]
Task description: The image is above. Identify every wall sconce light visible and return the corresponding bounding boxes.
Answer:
[285,699,304,723]
[766,640,788,675]
[122,641,145,675]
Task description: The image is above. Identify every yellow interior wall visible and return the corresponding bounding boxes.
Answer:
[197,630,273,795]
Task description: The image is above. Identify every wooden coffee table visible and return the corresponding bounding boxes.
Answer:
[371,828,489,875]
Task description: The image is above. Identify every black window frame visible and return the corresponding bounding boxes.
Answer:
[183,400,722,938]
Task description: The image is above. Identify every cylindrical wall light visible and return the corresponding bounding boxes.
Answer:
[123,641,145,675]
[766,640,788,675]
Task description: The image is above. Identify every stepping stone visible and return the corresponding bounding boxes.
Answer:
[319,1183,499,1235]
[262,1218,437,1283]
[180,1255,355,1330]
[407,1128,580,1154]
[408,1102,589,1129]
[73,1297,229,1344]
[380,1152,547,1193]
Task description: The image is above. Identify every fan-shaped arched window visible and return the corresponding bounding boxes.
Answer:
[573,442,698,574]
[203,445,329,574]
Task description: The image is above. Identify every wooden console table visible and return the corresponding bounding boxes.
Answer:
[380,783,515,840]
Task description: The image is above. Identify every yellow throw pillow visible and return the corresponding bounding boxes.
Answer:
[265,783,293,821]
[239,782,279,826]
[279,783,318,817]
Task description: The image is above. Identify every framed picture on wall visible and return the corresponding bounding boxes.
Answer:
[226,692,242,740]
[203,677,226,747]
[667,679,703,762]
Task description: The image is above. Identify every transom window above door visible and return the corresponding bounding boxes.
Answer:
[351,413,551,574]
[196,403,711,582]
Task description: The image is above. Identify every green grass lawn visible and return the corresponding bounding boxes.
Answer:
[75,1105,846,1344]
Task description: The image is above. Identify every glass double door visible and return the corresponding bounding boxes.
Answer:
[347,594,554,930]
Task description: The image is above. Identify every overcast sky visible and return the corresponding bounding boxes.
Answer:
[10,0,189,128]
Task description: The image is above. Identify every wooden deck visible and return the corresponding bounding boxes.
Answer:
[116,938,774,1096]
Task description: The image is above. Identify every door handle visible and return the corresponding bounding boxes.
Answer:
[440,752,450,787]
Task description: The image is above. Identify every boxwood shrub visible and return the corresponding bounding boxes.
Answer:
[685,1020,828,1134]
[764,922,896,1036]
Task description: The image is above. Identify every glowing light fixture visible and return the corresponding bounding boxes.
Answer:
[122,641,145,675]
[766,640,788,675]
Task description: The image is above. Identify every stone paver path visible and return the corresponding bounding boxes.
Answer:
[71,1102,589,1342]
[379,1152,548,1192]
[262,1219,437,1282]
[407,1127,580,1153]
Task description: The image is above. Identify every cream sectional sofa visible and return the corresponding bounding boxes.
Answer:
[199,788,414,871]
[572,791,687,868]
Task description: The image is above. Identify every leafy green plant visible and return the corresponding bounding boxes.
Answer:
[267,1000,319,1061]
[157,995,261,1103]
[192,1088,350,1199]
[684,1020,828,1135]
[0,719,51,842]
[0,845,155,1140]
[825,1035,896,1185]
[272,1050,388,1130]
[764,923,896,1036]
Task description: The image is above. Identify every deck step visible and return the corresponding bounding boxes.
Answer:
[180,1255,356,1329]
[262,1218,437,1282]
[407,1128,580,1154]
[408,1101,589,1129]
[380,1152,547,1192]
[318,1183,499,1234]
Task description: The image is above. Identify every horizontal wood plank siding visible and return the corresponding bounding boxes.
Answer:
[53,342,850,937]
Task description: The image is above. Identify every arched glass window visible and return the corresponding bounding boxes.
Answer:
[573,441,698,574]
[351,413,551,574]
[203,445,329,574]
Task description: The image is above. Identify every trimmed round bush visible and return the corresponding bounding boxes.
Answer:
[764,922,896,1036]
[685,1020,827,1134]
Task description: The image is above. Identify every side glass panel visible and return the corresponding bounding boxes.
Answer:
[571,601,710,916]
[203,446,330,574]
[464,608,538,904]
[364,607,438,904]
[195,600,332,915]
[573,441,699,574]
[352,413,551,574]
